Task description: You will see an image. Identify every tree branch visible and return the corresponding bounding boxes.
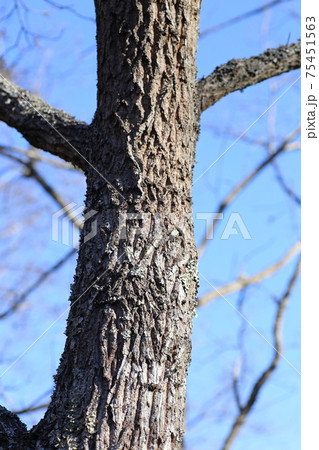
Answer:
[197,126,300,258]
[0,249,76,319]
[200,0,288,39]
[2,144,79,170]
[198,43,301,112]
[271,157,301,205]
[0,147,83,228]
[13,403,49,416]
[221,257,300,450]
[0,75,91,170]
[198,242,300,306]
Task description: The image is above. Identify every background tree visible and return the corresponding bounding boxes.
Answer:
[0,1,300,449]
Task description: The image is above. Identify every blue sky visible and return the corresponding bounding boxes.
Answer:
[0,1,300,449]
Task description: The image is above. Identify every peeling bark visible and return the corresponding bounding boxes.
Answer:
[198,42,301,112]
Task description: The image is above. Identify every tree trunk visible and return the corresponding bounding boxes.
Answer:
[0,1,301,448]
[31,1,201,448]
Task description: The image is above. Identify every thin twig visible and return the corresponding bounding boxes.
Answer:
[0,148,83,228]
[221,257,300,450]
[197,127,300,258]
[0,249,76,319]
[198,242,300,306]
[13,403,49,415]
[44,0,95,22]
[0,145,78,170]
[271,159,301,205]
[200,0,289,39]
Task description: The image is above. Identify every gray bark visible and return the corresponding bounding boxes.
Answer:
[198,42,301,112]
[31,1,201,448]
[0,76,90,169]
[0,2,300,449]
[0,406,28,448]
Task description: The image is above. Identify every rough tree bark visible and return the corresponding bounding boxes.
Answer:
[30,1,201,448]
[198,43,301,112]
[0,1,300,449]
[0,76,90,168]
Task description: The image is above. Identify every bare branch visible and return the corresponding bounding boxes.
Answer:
[44,0,95,22]
[198,242,300,306]
[284,142,300,151]
[221,257,300,450]
[12,389,52,416]
[205,124,300,151]
[197,127,300,258]
[0,249,76,319]
[0,147,83,228]
[232,358,243,411]
[13,403,49,416]
[198,43,300,112]
[1,145,78,170]
[271,159,301,205]
[0,75,90,169]
[200,0,288,39]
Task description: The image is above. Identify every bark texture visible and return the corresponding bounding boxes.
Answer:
[0,406,28,448]
[30,1,201,448]
[0,2,301,449]
[0,76,90,169]
[198,42,301,112]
